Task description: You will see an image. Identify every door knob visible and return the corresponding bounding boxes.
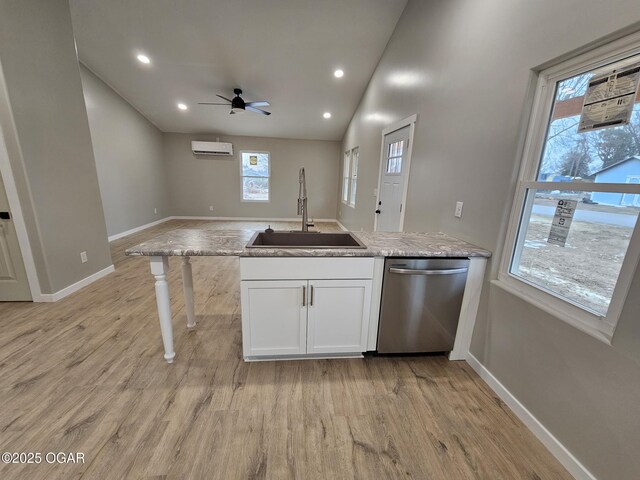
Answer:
[375,209,381,214]
[0,212,10,220]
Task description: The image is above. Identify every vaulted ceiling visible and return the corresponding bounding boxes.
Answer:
[69,0,407,141]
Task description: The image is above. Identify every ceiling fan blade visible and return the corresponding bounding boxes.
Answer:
[246,106,271,115]
[245,101,270,107]
[216,94,233,103]
[198,102,229,105]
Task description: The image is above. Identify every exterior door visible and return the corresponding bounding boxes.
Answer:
[0,170,31,301]
[240,280,307,357]
[376,125,410,232]
[306,279,371,354]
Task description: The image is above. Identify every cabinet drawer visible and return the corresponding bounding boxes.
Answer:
[240,257,375,280]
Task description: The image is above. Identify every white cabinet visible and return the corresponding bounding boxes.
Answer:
[239,257,376,360]
[241,280,307,357]
[306,280,371,354]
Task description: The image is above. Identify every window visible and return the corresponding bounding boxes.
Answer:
[240,151,270,202]
[349,147,359,206]
[386,140,404,174]
[342,148,359,207]
[501,35,640,340]
[342,150,351,204]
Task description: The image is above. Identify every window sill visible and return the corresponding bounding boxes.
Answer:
[491,278,613,345]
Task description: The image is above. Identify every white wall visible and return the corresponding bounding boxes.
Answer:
[164,133,340,219]
[338,1,640,478]
[80,65,167,237]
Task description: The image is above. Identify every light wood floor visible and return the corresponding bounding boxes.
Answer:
[0,220,571,479]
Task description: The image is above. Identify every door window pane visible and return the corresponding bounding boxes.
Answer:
[386,157,401,174]
[386,140,404,174]
[388,140,404,158]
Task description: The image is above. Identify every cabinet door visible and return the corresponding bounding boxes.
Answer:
[307,279,372,354]
[241,280,307,357]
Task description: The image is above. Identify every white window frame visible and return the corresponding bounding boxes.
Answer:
[498,32,640,343]
[342,149,352,206]
[349,147,359,207]
[240,151,270,203]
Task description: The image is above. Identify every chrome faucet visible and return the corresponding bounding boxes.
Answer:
[297,167,313,232]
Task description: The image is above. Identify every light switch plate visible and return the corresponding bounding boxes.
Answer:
[455,201,463,218]
[80,251,88,263]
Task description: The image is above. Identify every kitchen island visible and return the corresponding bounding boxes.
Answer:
[126,228,491,363]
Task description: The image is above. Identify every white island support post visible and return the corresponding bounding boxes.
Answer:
[150,255,197,363]
[150,256,175,363]
[181,256,197,329]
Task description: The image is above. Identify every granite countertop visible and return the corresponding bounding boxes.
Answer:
[125,229,491,258]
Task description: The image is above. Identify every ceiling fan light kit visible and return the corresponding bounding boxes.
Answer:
[199,88,271,115]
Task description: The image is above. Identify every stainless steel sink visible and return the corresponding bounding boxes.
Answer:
[246,231,367,249]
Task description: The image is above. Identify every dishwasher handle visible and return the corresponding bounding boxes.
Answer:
[389,266,468,276]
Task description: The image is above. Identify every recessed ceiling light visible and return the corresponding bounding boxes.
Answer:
[136,54,151,64]
[323,112,332,119]
[334,69,344,78]
[177,103,188,110]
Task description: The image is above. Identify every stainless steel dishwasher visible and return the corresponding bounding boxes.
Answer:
[377,258,469,353]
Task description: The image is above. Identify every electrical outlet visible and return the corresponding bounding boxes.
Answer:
[209,205,214,211]
[454,201,464,218]
[80,251,88,263]
[154,208,158,215]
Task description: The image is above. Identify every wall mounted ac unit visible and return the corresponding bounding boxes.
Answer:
[191,141,234,156]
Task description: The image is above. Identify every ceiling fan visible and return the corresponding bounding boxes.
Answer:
[198,88,271,115]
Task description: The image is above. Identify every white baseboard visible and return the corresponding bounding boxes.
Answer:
[466,354,596,480]
[108,217,172,242]
[335,219,349,231]
[170,215,339,223]
[35,265,115,303]
[108,215,343,244]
